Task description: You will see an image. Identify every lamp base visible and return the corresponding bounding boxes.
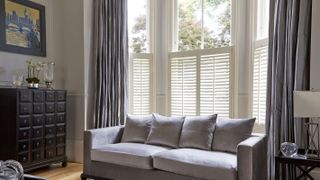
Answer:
[304,122,320,159]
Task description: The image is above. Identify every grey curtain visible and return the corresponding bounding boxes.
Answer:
[93,0,128,128]
[266,0,311,179]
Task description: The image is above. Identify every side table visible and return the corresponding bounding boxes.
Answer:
[275,154,320,180]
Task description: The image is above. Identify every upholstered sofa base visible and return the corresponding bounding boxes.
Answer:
[82,161,207,180]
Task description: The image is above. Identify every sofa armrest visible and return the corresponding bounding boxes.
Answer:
[237,134,267,180]
[83,126,124,172]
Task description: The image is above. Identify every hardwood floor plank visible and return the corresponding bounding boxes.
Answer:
[31,163,83,180]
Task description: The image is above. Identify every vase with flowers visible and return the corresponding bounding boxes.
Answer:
[26,59,44,88]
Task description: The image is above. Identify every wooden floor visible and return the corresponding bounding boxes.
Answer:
[31,163,83,180]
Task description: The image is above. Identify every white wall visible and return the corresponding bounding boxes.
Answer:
[311,0,320,91]
[0,0,63,87]
[52,0,94,163]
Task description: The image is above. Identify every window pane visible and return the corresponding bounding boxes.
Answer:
[178,0,202,51]
[178,0,231,51]
[203,0,231,48]
[256,0,269,40]
[128,0,148,53]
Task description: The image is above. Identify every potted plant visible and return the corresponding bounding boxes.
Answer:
[26,60,44,88]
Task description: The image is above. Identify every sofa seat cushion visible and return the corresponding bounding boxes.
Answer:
[91,143,171,169]
[153,148,237,180]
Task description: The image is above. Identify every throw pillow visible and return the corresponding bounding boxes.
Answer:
[179,114,217,150]
[121,114,154,143]
[212,118,256,153]
[146,113,185,148]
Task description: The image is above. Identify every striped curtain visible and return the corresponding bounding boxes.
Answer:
[266,0,311,179]
[93,0,128,128]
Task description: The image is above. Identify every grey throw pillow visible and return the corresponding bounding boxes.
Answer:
[179,114,217,150]
[121,114,154,143]
[146,114,185,148]
[212,118,256,153]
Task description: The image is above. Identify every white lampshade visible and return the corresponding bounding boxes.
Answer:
[294,91,320,118]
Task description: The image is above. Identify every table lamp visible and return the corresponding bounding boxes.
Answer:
[294,91,320,158]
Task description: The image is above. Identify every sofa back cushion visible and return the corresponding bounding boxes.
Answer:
[212,118,255,153]
[179,114,217,150]
[121,114,154,143]
[146,114,185,148]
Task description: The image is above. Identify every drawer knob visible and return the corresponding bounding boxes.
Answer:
[23,107,27,111]
[36,142,40,146]
[23,157,27,162]
[23,144,26,149]
[23,132,27,136]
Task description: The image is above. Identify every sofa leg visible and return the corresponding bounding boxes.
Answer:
[80,173,86,180]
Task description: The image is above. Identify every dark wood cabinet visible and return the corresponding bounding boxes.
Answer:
[0,88,67,172]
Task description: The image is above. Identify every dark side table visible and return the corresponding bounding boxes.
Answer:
[275,154,320,180]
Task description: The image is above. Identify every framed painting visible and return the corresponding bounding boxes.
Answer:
[0,0,46,57]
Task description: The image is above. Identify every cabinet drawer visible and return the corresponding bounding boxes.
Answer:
[33,91,44,102]
[18,153,29,164]
[56,113,65,123]
[46,103,55,113]
[19,103,32,115]
[32,127,43,138]
[45,137,55,147]
[56,135,65,145]
[57,146,65,156]
[56,91,66,101]
[45,114,55,125]
[56,124,65,135]
[56,102,66,112]
[33,103,44,114]
[19,116,31,127]
[19,90,32,102]
[45,148,56,159]
[46,91,55,102]
[19,129,30,140]
[45,126,56,136]
[32,139,43,149]
[18,141,29,152]
[32,151,44,162]
[32,115,44,126]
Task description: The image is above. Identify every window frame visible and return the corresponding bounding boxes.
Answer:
[248,0,269,125]
[127,0,156,115]
[168,0,236,117]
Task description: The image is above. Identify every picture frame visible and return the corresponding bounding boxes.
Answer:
[0,0,46,57]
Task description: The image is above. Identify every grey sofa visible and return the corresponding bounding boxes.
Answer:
[81,125,267,180]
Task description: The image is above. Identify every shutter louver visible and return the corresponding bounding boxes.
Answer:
[169,47,233,117]
[170,56,197,116]
[200,53,231,118]
[252,40,268,124]
[128,53,153,115]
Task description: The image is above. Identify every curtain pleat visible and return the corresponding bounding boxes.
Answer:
[266,0,311,179]
[93,0,128,128]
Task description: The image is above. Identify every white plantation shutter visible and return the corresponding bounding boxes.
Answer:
[169,56,197,116]
[169,47,233,117]
[128,53,154,115]
[252,39,268,123]
[200,52,231,118]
